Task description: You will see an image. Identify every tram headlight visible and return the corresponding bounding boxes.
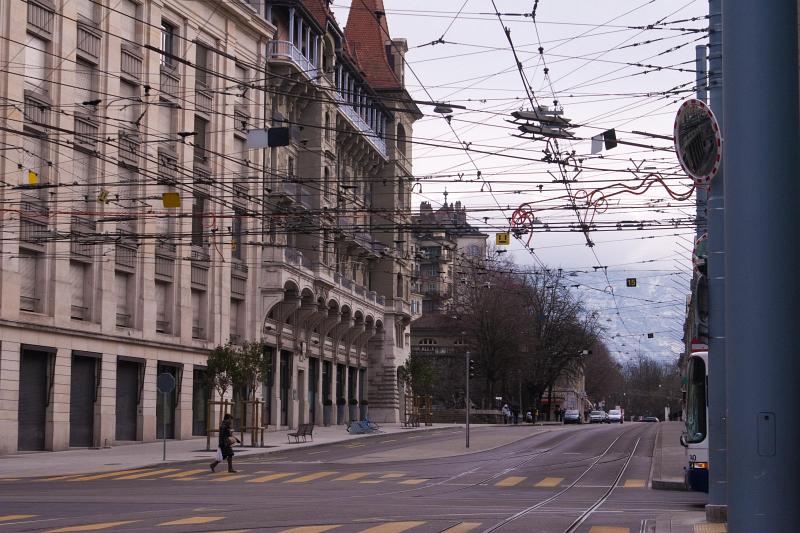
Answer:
[691,462,709,470]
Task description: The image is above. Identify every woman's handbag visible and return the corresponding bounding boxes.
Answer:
[228,436,237,446]
[214,447,223,462]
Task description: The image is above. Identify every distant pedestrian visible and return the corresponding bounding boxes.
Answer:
[501,403,511,424]
[526,410,532,423]
[210,413,240,473]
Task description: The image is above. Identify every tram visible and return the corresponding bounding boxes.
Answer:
[681,350,709,492]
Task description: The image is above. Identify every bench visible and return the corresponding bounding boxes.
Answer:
[402,414,420,428]
[287,423,314,443]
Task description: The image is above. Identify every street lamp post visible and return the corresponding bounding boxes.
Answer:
[465,350,470,449]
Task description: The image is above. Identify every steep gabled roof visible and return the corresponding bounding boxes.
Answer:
[343,0,402,90]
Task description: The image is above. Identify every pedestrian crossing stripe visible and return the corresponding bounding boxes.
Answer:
[359,480,384,484]
[495,476,525,487]
[211,474,250,482]
[115,468,180,480]
[0,515,37,523]
[335,472,370,481]
[162,469,208,479]
[47,520,139,531]
[587,527,630,533]
[247,472,298,483]
[442,523,482,533]
[280,527,341,533]
[359,522,426,533]
[535,477,564,488]
[286,471,338,483]
[398,479,428,485]
[158,516,225,526]
[68,469,155,481]
[622,479,646,488]
[379,473,405,479]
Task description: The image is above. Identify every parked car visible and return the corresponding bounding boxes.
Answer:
[608,409,623,423]
[589,410,606,423]
[563,409,582,424]
[643,416,660,422]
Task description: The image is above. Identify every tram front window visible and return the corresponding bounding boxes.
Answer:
[685,357,707,443]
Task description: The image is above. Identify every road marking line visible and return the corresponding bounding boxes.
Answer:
[358,521,426,533]
[379,473,405,479]
[693,524,727,533]
[280,526,342,533]
[206,530,250,533]
[247,472,298,483]
[162,469,208,479]
[115,468,180,480]
[588,528,629,533]
[335,472,370,481]
[286,471,338,483]
[344,443,366,448]
[0,478,19,482]
[307,451,327,455]
[47,520,139,532]
[158,516,225,526]
[359,480,384,484]
[379,439,397,443]
[495,476,526,487]
[623,479,646,488]
[37,474,86,482]
[68,469,154,481]
[210,474,249,482]
[398,479,428,485]
[0,515,37,522]
[407,436,423,439]
[441,523,482,533]
[535,477,564,488]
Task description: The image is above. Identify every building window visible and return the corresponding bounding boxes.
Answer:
[195,41,209,87]
[324,167,330,199]
[230,298,242,341]
[70,262,88,320]
[192,289,205,339]
[119,80,140,127]
[115,272,131,326]
[397,124,407,157]
[418,338,437,345]
[467,244,481,257]
[19,251,42,312]
[160,20,176,66]
[118,0,139,44]
[25,34,48,94]
[155,281,171,333]
[287,156,295,178]
[193,115,209,163]
[191,195,207,247]
[75,0,97,21]
[231,209,243,260]
[72,149,96,208]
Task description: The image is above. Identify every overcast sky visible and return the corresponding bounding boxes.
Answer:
[332,1,709,362]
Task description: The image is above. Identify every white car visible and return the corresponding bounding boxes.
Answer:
[589,410,606,423]
[608,409,623,423]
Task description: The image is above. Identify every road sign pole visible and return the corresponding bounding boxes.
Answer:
[162,392,167,461]
[724,0,800,529]
[465,350,470,449]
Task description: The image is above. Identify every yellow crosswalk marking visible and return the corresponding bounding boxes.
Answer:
[211,474,249,482]
[379,473,405,479]
[69,469,154,481]
[359,480,384,484]
[358,521,425,533]
[0,478,19,481]
[442,523,482,533]
[47,520,139,532]
[623,479,646,488]
[158,516,225,526]
[38,474,85,482]
[280,526,342,533]
[335,472,370,481]
[693,524,727,533]
[162,469,208,479]
[588,528,629,533]
[535,477,564,488]
[0,515,37,522]
[247,472,298,483]
[495,476,526,487]
[116,468,180,480]
[286,471,338,483]
[399,479,428,485]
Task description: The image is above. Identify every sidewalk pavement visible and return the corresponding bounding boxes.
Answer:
[0,423,564,479]
[651,421,688,491]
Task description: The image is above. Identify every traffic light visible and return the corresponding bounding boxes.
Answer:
[468,359,476,379]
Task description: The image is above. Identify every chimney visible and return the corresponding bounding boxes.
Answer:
[387,38,407,85]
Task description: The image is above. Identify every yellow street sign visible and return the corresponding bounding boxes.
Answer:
[626,278,637,287]
[27,170,38,185]
[495,232,510,246]
[162,192,181,208]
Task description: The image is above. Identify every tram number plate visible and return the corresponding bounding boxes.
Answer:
[689,454,697,461]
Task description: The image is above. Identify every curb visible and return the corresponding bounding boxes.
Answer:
[650,423,688,491]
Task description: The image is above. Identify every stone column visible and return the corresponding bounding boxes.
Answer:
[45,348,71,451]
[0,340,21,454]
[175,365,192,439]
[95,353,117,447]
[342,364,350,424]
[139,358,157,441]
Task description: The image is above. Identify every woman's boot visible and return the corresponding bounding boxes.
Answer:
[227,456,237,473]
[209,461,219,473]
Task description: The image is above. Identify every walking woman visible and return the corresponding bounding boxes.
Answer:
[210,413,240,473]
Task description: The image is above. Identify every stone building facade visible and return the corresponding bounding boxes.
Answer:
[0,0,418,454]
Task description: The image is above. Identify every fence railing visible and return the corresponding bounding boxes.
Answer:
[268,40,317,80]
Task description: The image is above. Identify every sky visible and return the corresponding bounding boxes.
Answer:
[330,0,710,363]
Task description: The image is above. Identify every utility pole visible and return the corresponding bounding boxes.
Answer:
[724,1,800,531]
[694,45,708,240]
[465,350,470,448]
[705,0,727,522]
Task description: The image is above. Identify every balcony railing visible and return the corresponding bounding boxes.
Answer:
[20,295,39,312]
[268,40,317,80]
[334,93,387,157]
[71,305,89,320]
[160,65,180,101]
[19,217,48,245]
[120,46,143,81]
[116,313,131,327]
[156,319,171,333]
[119,130,140,167]
[74,115,99,150]
[411,345,465,357]
[284,247,312,269]
[231,275,247,298]
[28,1,54,36]
[115,244,137,270]
[77,23,101,62]
[195,85,213,114]
[192,325,204,339]
[191,264,208,287]
[155,255,174,280]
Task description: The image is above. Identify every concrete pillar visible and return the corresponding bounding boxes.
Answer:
[289,8,295,46]
[95,353,116,448]
[175,365,192,439]
[45,348,71,451]
[272,348,282,426]
[315,360,323,425]
[0,340,21,454]
[354,368,361,421]
[139,359,157,441]
[288,352,299,428]
[342,364,350,424]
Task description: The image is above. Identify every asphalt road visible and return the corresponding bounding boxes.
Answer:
[0,423,705,533]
